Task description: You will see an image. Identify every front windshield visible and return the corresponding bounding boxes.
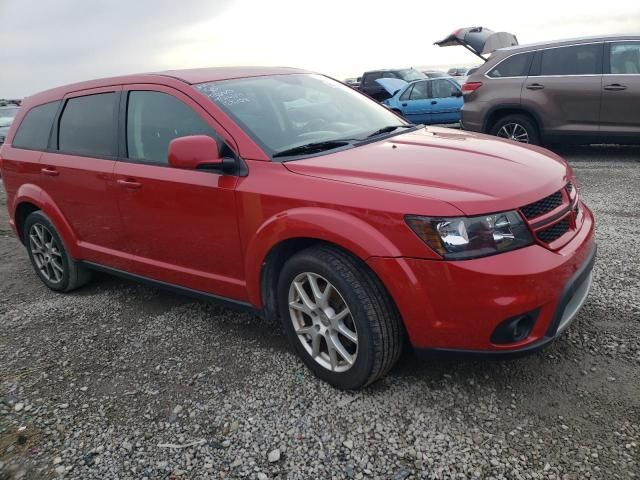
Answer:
[195,74,408,157]
[0,107,18,128]
[397,69,426,82]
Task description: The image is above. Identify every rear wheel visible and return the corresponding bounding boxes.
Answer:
[24,211,91,292]
[490,114,540,145]
[277,245,403,389]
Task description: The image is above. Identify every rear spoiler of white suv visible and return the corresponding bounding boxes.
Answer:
[434,27,519,62]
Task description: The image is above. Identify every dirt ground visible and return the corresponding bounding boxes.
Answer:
[0,146,638,479]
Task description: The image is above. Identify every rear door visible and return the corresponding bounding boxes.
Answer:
[522,43,604,136]
[113,85,246,300]
[40,87,128,269]
[600,40,640,135]
[428,79,463,124]
[398,81,432,124]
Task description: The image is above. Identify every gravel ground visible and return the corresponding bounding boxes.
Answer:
[0,145,639,479]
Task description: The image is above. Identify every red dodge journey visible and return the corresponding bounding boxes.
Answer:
[0,67,595,389]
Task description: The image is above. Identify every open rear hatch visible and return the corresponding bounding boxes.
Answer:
[434,27,518,61]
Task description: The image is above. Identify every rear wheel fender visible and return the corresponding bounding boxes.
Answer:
[13,186,80,259]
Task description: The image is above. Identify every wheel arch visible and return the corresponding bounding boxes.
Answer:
[245,207,403,313]
[13,186,80,257]
[483,104,543,135]
[14,201,40,244]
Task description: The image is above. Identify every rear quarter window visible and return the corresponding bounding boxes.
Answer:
[12,101,60,150]
[487,52,534,78]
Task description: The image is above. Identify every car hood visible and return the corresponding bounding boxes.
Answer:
[375,78,408,96]
[283,127,570,216]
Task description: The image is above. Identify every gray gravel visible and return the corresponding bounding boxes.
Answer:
[0,145,639,479]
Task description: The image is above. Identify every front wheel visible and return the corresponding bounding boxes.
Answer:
[277,245,403,389]
[490,114,540,145]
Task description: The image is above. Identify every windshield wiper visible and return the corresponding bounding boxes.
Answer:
[272,140,352,158]
[364,124,414,139]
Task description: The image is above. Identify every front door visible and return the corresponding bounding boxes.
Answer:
[114,85,246,301]
[399,81,432,124]
[600,41,640,136]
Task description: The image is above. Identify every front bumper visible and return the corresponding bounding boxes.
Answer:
[367,204,596,353]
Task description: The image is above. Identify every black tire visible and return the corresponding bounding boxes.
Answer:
[23,211,91,292]
[277,245,403,390]
[490,114,540,145]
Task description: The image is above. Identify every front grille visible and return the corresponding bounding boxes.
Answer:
[537,219,570,243]
[521,191,563,219]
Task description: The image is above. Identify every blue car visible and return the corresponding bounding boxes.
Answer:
[376,77,463,125]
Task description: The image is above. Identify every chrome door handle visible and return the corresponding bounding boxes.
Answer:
[117,178,142,189]
[41,167,59,176]
[526,83,545,90]
[604,84,627,91]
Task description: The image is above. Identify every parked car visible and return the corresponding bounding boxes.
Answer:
[436,27,640,145]
[377,77,463,124]
[447,67,470,77]
[0,67,595,389]
[358,68,427,101]
[344,77,361,88]
[0,105,20,145]
[422,70,450,79]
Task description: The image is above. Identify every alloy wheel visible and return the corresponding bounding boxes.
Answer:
[288,272,358,372]
[29,223,64,284]
[497,122,530,143]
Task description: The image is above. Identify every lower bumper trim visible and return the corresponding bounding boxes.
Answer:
[415,244,597,360]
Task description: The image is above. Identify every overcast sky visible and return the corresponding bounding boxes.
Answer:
[1,0,640,98]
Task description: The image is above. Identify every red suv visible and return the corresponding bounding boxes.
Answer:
[0,67,595,389]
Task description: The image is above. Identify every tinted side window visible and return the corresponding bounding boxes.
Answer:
[430,79,459,98]
[409,82,429,100]
[12,101,60,150]
[58,93,117,157]
[610,42,640,74]
[540,44,603,76]
[399,85,413,100]
[126,91,217,165]
[488,52,533,78]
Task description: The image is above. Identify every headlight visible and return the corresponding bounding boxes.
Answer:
[406,211,534,260]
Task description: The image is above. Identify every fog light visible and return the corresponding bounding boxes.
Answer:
[491,310,538,344]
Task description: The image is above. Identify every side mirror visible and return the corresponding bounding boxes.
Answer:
[168,135,222,170]
[451,90,463,97]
